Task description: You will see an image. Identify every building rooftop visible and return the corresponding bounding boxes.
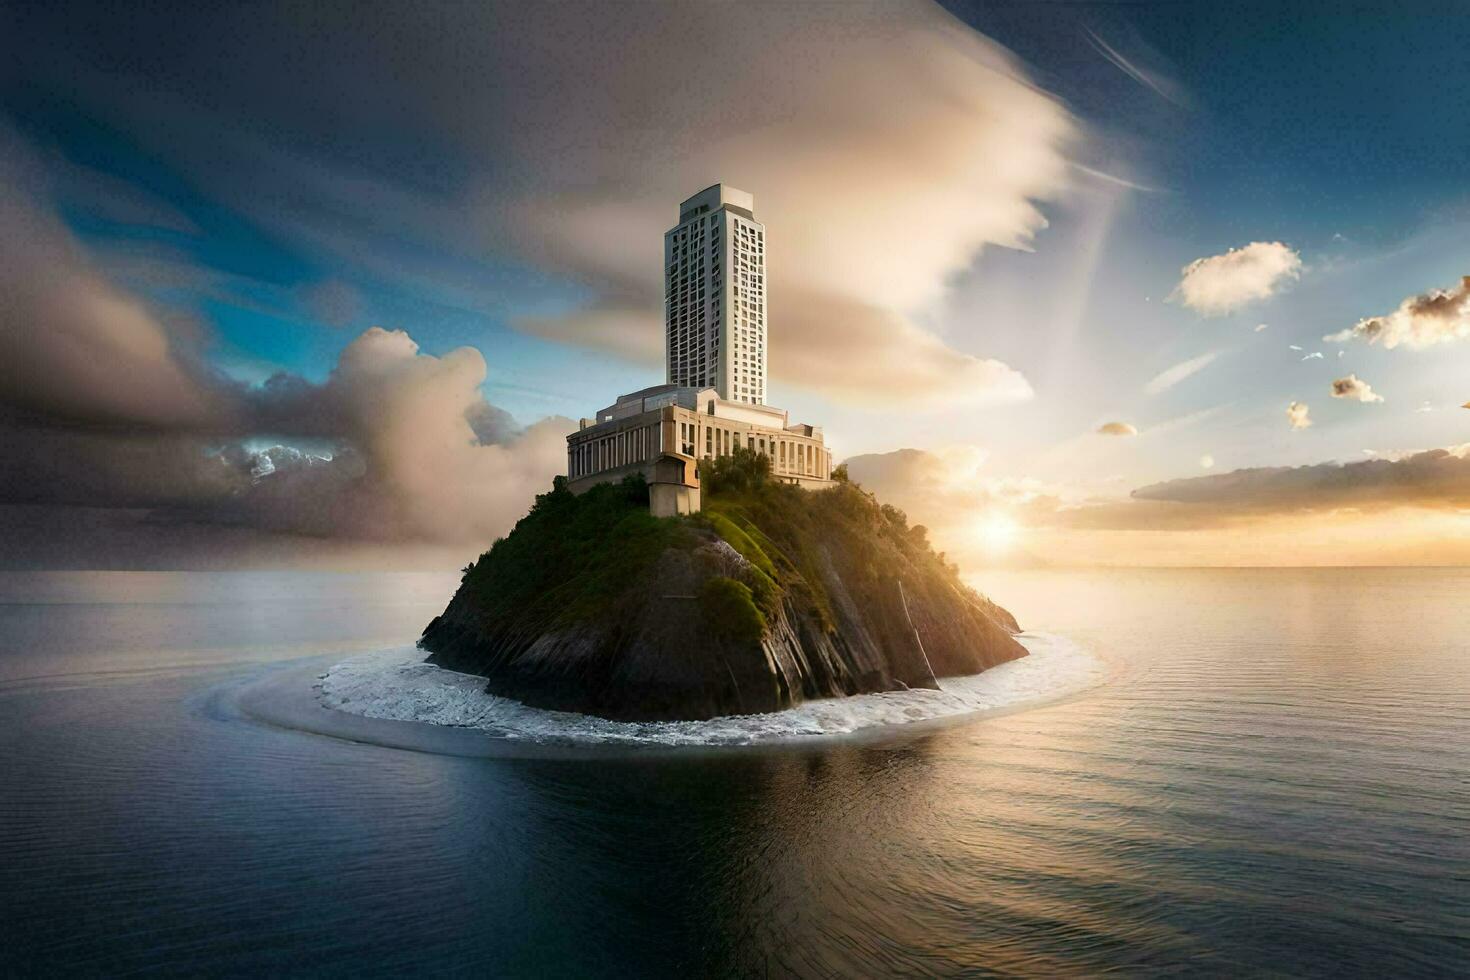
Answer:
[581,383,820,438]
[678,183,755,223]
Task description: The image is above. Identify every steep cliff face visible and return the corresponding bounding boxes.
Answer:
[419,474,1026,722]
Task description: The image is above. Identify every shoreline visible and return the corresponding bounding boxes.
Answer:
[268,631,1109,754]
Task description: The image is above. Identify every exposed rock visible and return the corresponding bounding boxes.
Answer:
[420,473,1026,721]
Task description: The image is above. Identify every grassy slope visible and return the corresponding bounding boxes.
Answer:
[453,475,695,633]
[422,457,1024,719]
[701,479,968,628]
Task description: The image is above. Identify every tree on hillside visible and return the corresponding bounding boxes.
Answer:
[701,445,772,496]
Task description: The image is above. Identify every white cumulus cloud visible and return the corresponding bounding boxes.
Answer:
[1330,374,1384,403]
[1173,242,1302,315]
[1287,401,1312,430]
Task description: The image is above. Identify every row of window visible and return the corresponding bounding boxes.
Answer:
[569,418,826,481]
[700,425,822,476]
[667,217,764,405]
[568,423,658,479]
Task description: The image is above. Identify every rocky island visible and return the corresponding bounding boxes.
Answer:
[419,451,1026,722]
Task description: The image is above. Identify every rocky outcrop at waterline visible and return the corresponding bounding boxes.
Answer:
[419,459,1026,722]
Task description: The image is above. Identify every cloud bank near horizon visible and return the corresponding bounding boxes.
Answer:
[0,138,567,557]
[1125,445,1470,518]
[842,442,1470,565]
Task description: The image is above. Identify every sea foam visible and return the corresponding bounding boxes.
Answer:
[317,632,1104,747]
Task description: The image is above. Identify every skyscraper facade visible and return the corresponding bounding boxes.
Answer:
[566,183,831,510]
[664,184,766,404]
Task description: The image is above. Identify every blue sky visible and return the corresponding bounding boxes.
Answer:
[1,0,1467,566]
[4,94,646,413]
[950,1,1470,235]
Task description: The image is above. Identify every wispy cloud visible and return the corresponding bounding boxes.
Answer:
[1069,162,1167,194]
[1144,350,1218,394]
[1084,28,1189,108]
[473,1,1079,406]
[21,2,1077,409]
[1147,402,1234,438]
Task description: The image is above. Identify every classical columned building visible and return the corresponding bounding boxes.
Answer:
[566,185,832,515]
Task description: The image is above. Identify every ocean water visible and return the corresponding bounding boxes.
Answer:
[0,568,1466,976]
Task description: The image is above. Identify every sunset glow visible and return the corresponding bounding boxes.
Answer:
[976,513,1022,555]
[3,5,1467,977]
[0,1,1465,575]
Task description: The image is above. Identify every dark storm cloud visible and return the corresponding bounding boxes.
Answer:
[0,320,570,545]
[0,134,241,432]
[0,139,567,553]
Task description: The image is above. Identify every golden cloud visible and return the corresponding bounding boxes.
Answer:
[1326,275,1470,350]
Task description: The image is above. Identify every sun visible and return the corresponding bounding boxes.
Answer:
[976,512,1021,554]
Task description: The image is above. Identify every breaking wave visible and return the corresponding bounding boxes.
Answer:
[315,633,1106,747]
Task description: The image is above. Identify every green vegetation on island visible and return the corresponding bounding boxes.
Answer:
[421,448,1025,721]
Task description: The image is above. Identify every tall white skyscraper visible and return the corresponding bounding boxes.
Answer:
[664,184,766,404]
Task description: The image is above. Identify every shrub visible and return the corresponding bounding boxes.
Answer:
[701,445,771,496]
[699,576,766,645]
[909,524,929,549]
[457,473,687,627]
